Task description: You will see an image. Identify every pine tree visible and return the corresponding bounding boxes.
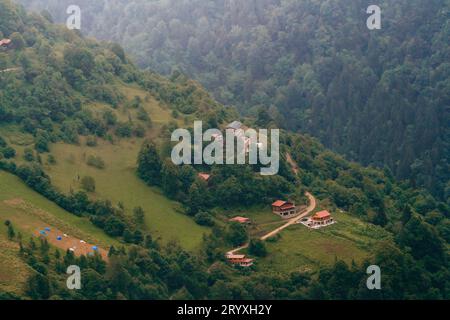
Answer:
[137,142,162,186]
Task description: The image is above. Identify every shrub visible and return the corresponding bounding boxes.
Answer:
[0,136,7,148]
[35,135,50,153]
[137,107,151,123]
[81,176,96,192]
[23,148,35,162]
[115,122,133,137]
[1,146,16,159]
[86,155,105,169]
[248,239,267,257]
[194,212,215,227]
[86,136,98,147]
[47,154,56,165]
[134,125,146,137]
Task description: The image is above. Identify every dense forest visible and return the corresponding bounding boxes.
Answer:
[0,0,448,300]
[17,0,450,203]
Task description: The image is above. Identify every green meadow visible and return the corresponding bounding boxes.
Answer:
[0,171,120,248]
[39,85,209,251]
[254,211,392,273]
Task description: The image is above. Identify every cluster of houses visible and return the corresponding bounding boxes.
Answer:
[207,122,337,267]
[196,120,263,185]
[208,121,263,154]
[225,199,336,267]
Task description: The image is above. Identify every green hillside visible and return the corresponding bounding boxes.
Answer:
[0,0,448,300]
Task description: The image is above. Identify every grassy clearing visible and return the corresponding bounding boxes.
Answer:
[45,138,209,251]
[255,211,392,274]
[0,125,34,147]
[2,85,209,251]
[0,170,122,294]
[116,84,175,125]
[0,171,120,248]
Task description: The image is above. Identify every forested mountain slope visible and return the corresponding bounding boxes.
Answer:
[17,0,450,201]
[0,0,449,300]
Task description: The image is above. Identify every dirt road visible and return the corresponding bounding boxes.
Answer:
[227,192,317,255]
[0,67,20,73]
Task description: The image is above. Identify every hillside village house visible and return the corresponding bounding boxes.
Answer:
[229,216,251,225]
[0,39,11,49]
[226,121,246,131]
[198,172,211,182]
[225,253,254,267]
[272,200,298,219]
[226,121,254,153]
[305,210,335,229]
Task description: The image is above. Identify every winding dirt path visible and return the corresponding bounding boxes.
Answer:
[227,192,317,255]
[0,67,20,73]
[286,152,299,175]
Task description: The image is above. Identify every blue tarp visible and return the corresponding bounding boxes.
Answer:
[45,227,51,232]
[92,246,98,251]
[39,230,47,235]
[57,236,62,241]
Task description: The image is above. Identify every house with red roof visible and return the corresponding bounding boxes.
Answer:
[225,253,254,267]
[198,173,211,182]
[272,200,298,219]
[303,210,335,229]
[0,39,12,49]
[229,216,251,225]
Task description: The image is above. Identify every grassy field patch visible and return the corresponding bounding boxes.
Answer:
[256,211,391,274]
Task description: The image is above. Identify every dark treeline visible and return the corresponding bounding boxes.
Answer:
[17,0,450,201]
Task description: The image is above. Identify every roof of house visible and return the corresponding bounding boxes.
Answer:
[227,121,243,130]
[0,39,11,46]
[272,200,287,207]
[226,254,246,259]
[281,204,295,210]
[313,210,331,219]
[229,216,250,223]
[198,173,211,181]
